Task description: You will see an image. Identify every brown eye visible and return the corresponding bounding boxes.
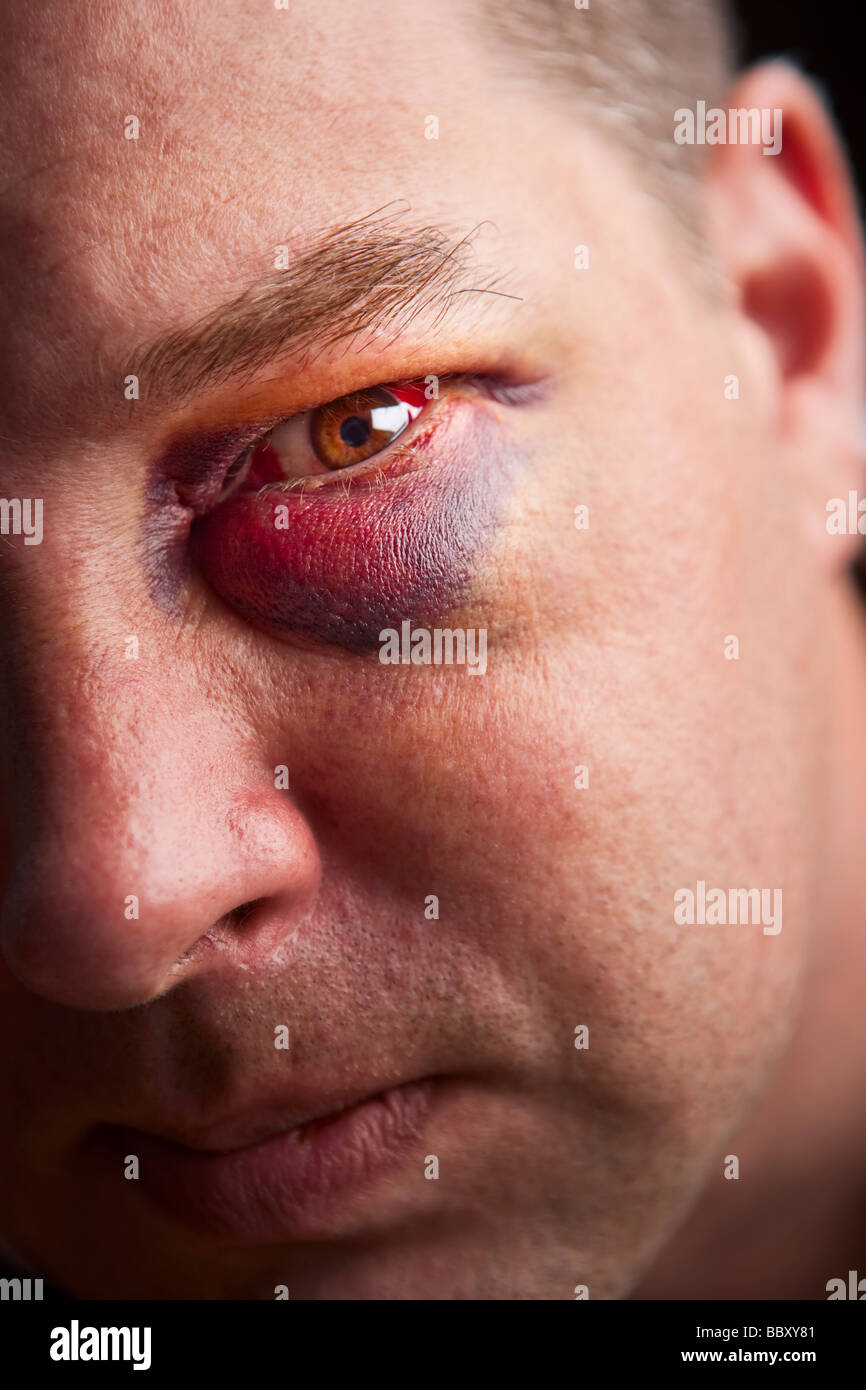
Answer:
[214,381,430,498]
[310,385,422,469]
[237,382,427,486]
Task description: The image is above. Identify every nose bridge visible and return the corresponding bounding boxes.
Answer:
[1,593,167,848]
[0,554,321,1010]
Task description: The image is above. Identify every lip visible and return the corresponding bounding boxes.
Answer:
[104,1078,437,1243]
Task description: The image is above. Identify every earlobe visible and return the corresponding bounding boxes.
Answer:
[703,60,866,569]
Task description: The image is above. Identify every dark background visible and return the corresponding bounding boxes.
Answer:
[734,1,864,201]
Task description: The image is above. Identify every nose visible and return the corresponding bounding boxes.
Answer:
[0,563,320,1011]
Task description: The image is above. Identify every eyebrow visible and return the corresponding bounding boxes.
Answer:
[127,206,517,406]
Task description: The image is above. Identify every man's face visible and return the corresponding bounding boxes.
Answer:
[0,0,824,1298]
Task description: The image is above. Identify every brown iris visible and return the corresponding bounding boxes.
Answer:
[310,386,416,469]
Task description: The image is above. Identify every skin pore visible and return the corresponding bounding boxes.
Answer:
[0,0,864,1299]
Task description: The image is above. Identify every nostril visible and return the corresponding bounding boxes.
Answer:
[177,901,261,961]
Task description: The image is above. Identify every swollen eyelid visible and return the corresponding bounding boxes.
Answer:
[192,398,515,652]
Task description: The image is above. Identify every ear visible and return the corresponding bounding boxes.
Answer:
[703,60,865,570]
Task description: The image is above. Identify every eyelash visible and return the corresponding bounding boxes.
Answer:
[213,372,531,503]
[219,376,442,499]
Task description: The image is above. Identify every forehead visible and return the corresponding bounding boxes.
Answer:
[0,0,557,433]
[0,0,492,223]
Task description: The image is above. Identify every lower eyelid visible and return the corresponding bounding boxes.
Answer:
[192,394,513,652]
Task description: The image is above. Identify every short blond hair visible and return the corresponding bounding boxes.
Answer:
[483,0,740,215]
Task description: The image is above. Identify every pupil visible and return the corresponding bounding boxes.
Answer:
[340,415,371,448]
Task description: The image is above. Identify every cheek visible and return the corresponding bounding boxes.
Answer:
[192,404,515,651]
